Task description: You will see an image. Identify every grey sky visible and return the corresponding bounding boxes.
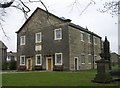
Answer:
[0,0,118,53]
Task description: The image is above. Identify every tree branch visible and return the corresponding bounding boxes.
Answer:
[0,0,15,8]
[0,22,9,39]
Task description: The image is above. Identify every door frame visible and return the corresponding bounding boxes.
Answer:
[26,58,32,70]
[74,57,79,70]
[46,57,53,71]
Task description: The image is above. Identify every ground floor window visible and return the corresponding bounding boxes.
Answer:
[20,55,25,65]
[35,54,42,65]
[88,54,91,64]
[55,53,62,65]
[81,54,85,64]
[94,55,97,64]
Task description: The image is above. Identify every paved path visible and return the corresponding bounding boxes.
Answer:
[0,71,47,74]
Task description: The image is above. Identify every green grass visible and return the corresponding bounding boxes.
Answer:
[112,65,119,71]
[2,70,118,86]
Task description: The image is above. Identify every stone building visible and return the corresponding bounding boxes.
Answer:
[16,7,102,71]
[111,52,119,66]
[7,51,17,61]
[0,41,7,70]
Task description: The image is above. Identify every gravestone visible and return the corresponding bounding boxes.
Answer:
[92,37,113,83]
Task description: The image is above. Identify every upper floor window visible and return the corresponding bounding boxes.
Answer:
[54,28,62,40]
[20,36,25,45]
[35,45,42,51]
[35,54,42,65]
[88,34,91,43]
[35,32,42,43]
[94,36,97,45]
[20,55,25,65]
[55,53,62,65]
[80,31,84,42]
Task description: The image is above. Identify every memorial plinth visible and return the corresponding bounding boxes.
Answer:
[93,59,113,83]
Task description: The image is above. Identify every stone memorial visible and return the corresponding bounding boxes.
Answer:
[92,37,113,83]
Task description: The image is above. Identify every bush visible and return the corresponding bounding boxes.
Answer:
[9,60,17,70]
[2,62,8,70]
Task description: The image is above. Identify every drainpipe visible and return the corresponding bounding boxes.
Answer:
[91,32,94,69]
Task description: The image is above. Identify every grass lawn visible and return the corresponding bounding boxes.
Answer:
[2,70,118,86]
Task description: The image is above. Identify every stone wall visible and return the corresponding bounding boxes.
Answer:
[68,26,101,70]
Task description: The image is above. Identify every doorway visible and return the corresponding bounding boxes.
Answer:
[74,57,78,70]
[27,58,32,70]
[46,57,53,71]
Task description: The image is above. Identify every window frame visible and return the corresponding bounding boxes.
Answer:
[35,54,42,65]
[81,54,85,64]
[35,32,42,43]
[94,55,97,64]
[20,55,25,65]
[80,31,84,42]
[54,28,62,40]
[55,53,62,65]
[94,36,97,45]
[88,34,91,43]
[20,36,26,45]
[35,45,42,51]
[88,54,92,64]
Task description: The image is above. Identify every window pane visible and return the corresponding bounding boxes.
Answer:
[94,36,97,44]
[80,32,84,41]
[20,56,25,65]
[35,45,42,51]
[94,56,97,63]
[36,32,41,43]
[88,54,91,63]
[55,28,62,40]
[36,54,42,65]
[56,54,61,63]
[88,34,91,43]
[20,36,25,45]
[55,53,62,65]
[81,55,85,63]
[56,30,61,38]
[37,56,41,64]
[22,57,25,64]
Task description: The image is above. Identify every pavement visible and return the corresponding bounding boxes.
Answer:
[0,71,47,74]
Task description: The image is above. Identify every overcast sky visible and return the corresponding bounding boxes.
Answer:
[0,0,118,53]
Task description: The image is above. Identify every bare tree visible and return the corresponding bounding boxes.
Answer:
[0,0,47,38]
[98,0,120,16]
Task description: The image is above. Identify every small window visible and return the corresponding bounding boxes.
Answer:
[54,28,62,40]
[55,53,62,65]
[81,54,85,64]
[35,32,42,43]
[80,31,84,42]
[35,54,42,65]
[94,55,97,64]
[88,34,91,43]
[20,55,25,65]
[35,45,42,51]
[20,36,25,45]
[94,36,97,45]
[88,54,91,64]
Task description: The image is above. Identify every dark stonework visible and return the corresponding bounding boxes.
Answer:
[92,37,113,83]
[103,36,111,70]
[92,59,113,83]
